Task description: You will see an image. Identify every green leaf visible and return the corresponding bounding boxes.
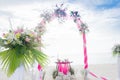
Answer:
[31,48,48,67]
[0,48,48,77]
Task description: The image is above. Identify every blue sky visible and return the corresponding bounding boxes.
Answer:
[94,0,120,9]
[67,0,120,33]
[68,0,120,9]
[0,0,120,64]
[0,0,119,32]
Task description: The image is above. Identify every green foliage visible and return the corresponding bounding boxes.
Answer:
[112,44,120,56]
[69,66,74,75]
[52,70,58,79]
[0,47,48,77]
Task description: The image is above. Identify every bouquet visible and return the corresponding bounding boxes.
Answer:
[0,27,48,76]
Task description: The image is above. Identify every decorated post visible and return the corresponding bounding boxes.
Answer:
[80,22,89,80]
[35,19,46,80]
[71,10,89,80]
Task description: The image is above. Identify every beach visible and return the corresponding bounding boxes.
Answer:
[0,64,117,80]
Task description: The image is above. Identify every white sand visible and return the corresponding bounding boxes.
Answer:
[0,64,117,80]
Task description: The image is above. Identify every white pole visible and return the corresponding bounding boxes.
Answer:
[118,55,120,80]
[84,69,88,80]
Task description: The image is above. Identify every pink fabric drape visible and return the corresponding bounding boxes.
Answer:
[57,61,70,75]
[63,62,69,75]
[58,63,63,72]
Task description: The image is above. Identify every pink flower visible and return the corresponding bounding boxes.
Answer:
[2,33,5,37]
[14,28,24,34]
[25,37,30,42]
[2,33,8,38]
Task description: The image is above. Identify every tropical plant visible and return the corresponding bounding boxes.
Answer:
[112,44,120,80]
[0,27,48,77]
[112,44,120,56]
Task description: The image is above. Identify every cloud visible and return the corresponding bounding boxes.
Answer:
[0,1,119,64]
[76,3,120,35]
[0,0,68,7]
[0,10,14,17]
[0,1,119,38]
[0,1,120,41]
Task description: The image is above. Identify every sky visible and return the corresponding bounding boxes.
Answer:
[0,0,120,65]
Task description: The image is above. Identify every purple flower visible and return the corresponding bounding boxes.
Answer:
[54,4,67,18]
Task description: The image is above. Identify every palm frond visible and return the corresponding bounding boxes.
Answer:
[31,48,48,67]
[0,48,48,77]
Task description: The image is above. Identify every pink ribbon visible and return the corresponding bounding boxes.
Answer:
[101,77,108,80]
[89,71,98,78]
[83,33,88,69]
[76,18,88,69]
[89,71,108,80]
[38,64,42,71]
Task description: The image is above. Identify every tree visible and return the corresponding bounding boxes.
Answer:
[112,44,120,80]
[113,44,120,56]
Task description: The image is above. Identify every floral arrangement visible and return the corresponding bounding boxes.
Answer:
[54,4,67,18]
[52,66,74,79]
[52,59,74,79]
[0,27,48,76]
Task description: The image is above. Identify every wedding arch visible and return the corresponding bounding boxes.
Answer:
[0,3,108,80]
[35,4,108,80]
